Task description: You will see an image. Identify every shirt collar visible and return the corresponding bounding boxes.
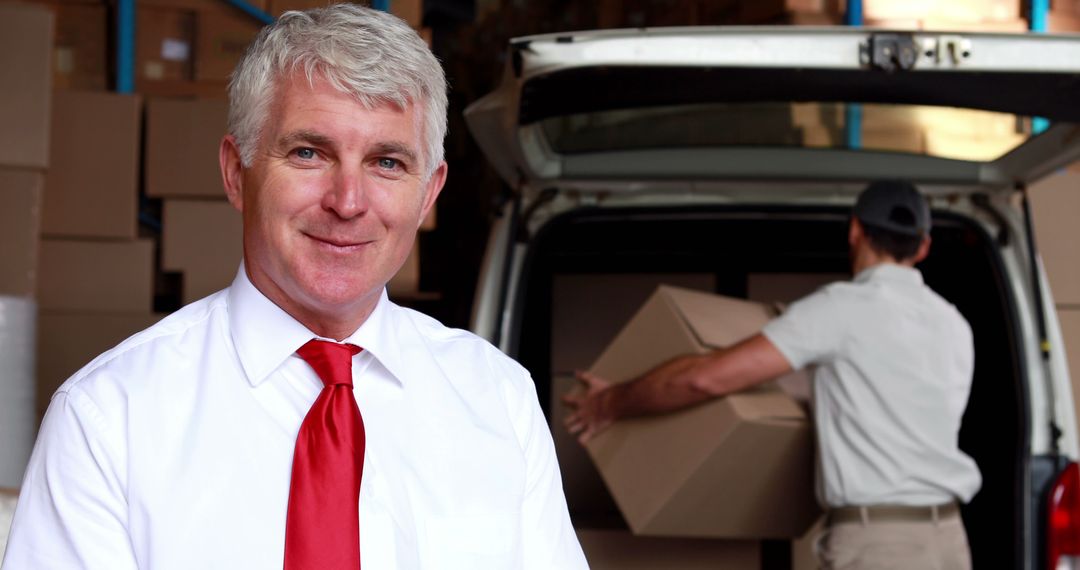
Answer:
[853,262,924,286]
[227,263,407,387]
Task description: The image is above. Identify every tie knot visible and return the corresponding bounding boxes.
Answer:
[296,339,362,388]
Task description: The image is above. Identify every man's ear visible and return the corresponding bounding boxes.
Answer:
[848,218,862,249]
[912,235,932,264]
[220,135,245,212]
[417,161,448,230]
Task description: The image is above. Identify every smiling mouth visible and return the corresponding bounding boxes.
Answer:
[303,232,371,249]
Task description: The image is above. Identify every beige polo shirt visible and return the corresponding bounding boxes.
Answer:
[762,263,982,508]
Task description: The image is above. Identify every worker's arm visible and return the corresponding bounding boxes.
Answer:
[563,333,793,443]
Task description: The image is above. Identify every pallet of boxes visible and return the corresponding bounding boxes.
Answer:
[550,272,856,569]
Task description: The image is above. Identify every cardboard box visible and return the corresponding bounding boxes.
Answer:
[924,130,1027,162]
[137,5,196,86]
[37,239,155,312]
[145,98,228,198]
[41,1,108,90]
[43,91,142,239]
[585,285,820,539]
[388,240,421,295]
[551,274,717,520]
[0,3,53,169]
[839,0,1021,22]
[391,0,423,28]
[738,0,828,24]
[1049,10,1080,32]
[0,170,45,297]
[1030,171,1080,306]
[195,7,264,82]
[162,199,243,304]
[138,0,269,12]
[576,528,760,569]
[37,311,162,418]
[36,311,162,417]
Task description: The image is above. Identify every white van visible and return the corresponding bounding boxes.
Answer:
[465,28,1080,569]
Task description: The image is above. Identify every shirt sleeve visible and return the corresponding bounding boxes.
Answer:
[761,287,844,370]
[503,367,588,570]
[2,388,138,570]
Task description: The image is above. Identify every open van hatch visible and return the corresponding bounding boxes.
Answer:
[465,28,1080,193]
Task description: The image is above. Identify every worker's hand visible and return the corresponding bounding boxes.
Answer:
[562,371,615,445]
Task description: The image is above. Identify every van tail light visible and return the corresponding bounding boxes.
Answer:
[1049,462,1080,569]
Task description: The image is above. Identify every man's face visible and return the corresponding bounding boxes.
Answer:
[222,73,445,334]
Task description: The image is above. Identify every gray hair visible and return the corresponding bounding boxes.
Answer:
[227,4,448,177]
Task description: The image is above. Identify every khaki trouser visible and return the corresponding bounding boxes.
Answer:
[814,509,972,570]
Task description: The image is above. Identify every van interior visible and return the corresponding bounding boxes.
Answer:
[510,204,1026,568]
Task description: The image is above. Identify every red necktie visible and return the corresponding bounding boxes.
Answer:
[284,340,365,570]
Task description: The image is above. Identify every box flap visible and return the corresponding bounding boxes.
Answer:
[663,285,777,350]
[590,286,709,382]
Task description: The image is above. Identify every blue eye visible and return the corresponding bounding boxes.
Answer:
[295,148,316,160]
[377,158,399,169]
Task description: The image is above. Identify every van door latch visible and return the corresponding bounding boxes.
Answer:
[922,35,973,66]
[860,33,919,72]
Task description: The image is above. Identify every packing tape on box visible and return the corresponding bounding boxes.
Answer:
[0,295,35,488]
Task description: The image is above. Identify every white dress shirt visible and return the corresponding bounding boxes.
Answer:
[763,263,981,508]
[2,267,587,569]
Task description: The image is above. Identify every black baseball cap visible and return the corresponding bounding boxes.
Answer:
[853,180,931,238]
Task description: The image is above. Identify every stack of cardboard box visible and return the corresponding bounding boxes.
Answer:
[0,2,53,487]
[1030,169,1080,456]
[36,90,162,419]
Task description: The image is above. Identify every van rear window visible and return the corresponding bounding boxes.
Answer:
[540,102,1034,162]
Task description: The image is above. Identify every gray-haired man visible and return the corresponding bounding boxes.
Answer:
[4,5,586,569]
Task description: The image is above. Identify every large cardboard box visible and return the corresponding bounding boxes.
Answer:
[1030,171,1080,306]
[585,285,820,539]
[145,98,228,198]
[37,239,155,313]
[41,1,108,90]
[162,199,243,304]
[1058,309,1080,444]
[576,528,760,569]
[137,5,196,86]
[0,170,45,297]
[37,311,162,419]
[195,8,264,82]
[0,3,53,169]
[551,273,716,521]
[43,91,142,239]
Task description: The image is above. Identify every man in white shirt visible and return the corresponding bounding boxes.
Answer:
[565,180,980,570]
[3,5,586,569]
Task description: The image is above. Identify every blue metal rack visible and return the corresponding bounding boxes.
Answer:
[844,0,863,150]
[116,0,391,93]
[1030,0,1050,134]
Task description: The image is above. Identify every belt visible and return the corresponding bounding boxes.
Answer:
[828,501,960,525]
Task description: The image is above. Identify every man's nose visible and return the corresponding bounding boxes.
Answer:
[323,165,369,219]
